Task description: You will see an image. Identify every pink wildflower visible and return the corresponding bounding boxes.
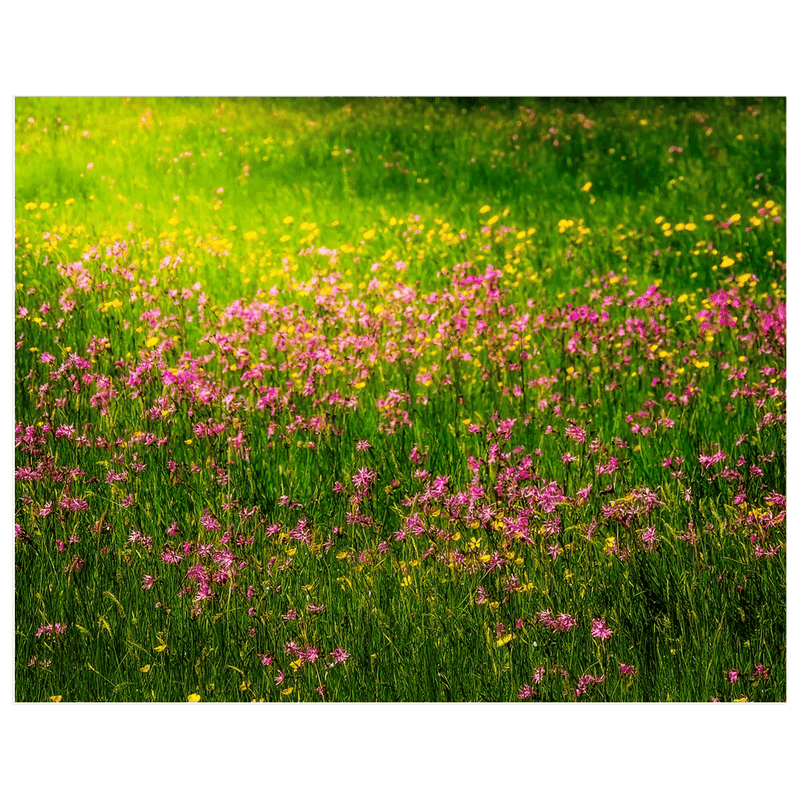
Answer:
[753,664,770,681]
[590,618,614,641]
[352,467,376,490]
[640,527,658,550]
[575,673,605,698]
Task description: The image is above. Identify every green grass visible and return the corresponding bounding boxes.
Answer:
[15,97,785,702]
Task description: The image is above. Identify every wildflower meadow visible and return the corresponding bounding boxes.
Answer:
[14,97,786,702]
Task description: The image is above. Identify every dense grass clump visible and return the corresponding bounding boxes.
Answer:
[15,97,785,701]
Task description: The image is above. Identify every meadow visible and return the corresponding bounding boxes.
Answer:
[14,97,786,702]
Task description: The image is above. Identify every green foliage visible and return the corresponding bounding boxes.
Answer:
[15,97,785,702]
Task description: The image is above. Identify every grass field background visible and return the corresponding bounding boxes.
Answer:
[14,97,786,701]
